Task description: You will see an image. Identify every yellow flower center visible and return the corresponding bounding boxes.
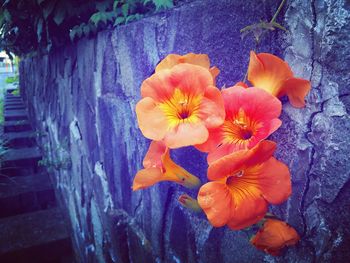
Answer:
[222,108,261,146]
[158,88,202,128]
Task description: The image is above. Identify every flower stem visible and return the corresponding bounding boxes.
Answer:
[270,0,287,23]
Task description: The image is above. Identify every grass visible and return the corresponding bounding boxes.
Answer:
[11,89,20,96]
[5,75,19,84]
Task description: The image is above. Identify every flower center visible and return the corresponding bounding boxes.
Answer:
[240,128,253,140]
[179,109,190,120]
[226,170,244,186]
[222,108,258,144]
[158,89,202,127]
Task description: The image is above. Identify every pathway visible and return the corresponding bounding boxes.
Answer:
[0,88,75,262]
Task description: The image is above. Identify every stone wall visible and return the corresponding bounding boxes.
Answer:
[19,0,350,262]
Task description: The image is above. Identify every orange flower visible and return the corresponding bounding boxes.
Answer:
[196,86,282,164]
[250,219,300,256]
[132,141,201,190]
[136,63,225,148]
[248,51,311,108]
[155,53,220,82]
[197,141,291,230]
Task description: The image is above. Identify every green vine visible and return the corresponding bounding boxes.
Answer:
[240,0,287,44]
[0,0,176,56]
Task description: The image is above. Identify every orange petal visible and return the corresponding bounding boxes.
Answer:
[132,168,163,191]
[201,87,281,161]
[155,54,182,72]
[198,85,225,129]
[209,66,220,84]
[197,182,233,227]
[234,82,249,88]
[155,53,210,72]
[227,193,268,230]
[207,143,237,164]
[141,68,174,102]
[142,141,167,169]
[195,126,223,153]
[280,77,311,108]
[268,119,282,135]
[259,157,292,204]
[222,86,282,121]
[162,150,201,189]
[251,219,300,256]
[208,141,276,181]
[135,97,169,141]
[248,51,293,96]
[163,122,209,149]
[144,63,213,101]
[168,63,213,97]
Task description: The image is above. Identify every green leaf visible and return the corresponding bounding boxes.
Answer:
[0,13,4,26]
[271,21,287,31]
[53,1,67,25]
[152,0,173,11]
[3,9,11,21]
[125,14,136,24]
[113,16,125,26]
[42,0,57,19]
[96,0,111,12]
[90,12,104,25]
[113,0,120,11]
[90,11,115,26]
[121,3,129,17]
[82,24,90,36]
[37,18,43,42]
[69,25,82,41]
[105,11,116,21]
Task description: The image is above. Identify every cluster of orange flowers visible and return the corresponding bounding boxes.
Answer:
[133,52,310,255]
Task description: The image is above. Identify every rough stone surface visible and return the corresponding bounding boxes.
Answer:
[19,0,350,262]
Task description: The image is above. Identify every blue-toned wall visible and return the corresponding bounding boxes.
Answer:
[19,0,350,262]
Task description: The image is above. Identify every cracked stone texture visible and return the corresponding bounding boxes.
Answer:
[19,0,350,262]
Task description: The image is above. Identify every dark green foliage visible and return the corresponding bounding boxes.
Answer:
[0,0,175,56]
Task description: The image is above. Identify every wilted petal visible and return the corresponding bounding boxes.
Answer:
[250,219,300,256]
